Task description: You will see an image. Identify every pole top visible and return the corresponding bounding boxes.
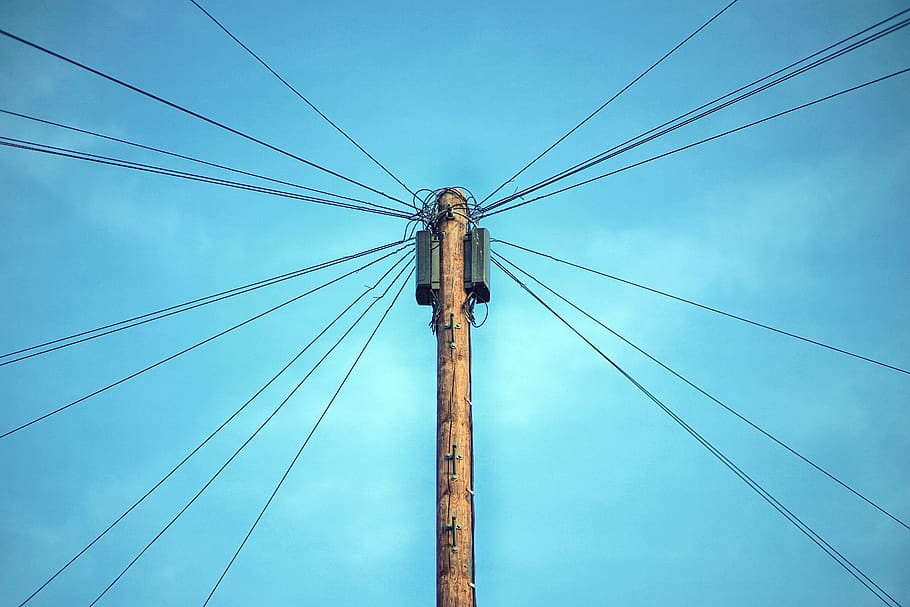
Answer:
[436,188,470,225]
[436,187,469,208]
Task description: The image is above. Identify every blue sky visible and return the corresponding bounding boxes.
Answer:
[1,0,908,605]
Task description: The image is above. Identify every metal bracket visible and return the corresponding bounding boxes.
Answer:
[444,516,461,552]
[443,312,460,349]
[445,444,463,480]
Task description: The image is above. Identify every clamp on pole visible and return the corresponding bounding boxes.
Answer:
[443,312,460,349]
[444,516,461,552]
[445,444,463,480]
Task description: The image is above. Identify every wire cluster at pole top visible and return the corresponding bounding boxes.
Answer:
[409,187,481,232]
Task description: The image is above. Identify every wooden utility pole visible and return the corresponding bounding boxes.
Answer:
[435,188,476,607]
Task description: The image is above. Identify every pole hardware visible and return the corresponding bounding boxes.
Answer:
[415,230,440,305]
[463,228,491,303]
[443,312,460,349]
[444,516,461,552]
[417,226,491,308]
[445,444,464,480]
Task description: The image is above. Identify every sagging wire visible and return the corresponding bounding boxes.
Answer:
[461,293,488,329]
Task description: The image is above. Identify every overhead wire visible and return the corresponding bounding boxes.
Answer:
[0,108,394,211]
[0,136,412,219]
[202,262,415,605]
[0,243,412,440]
[493,250,910,532]
[479,0,740,206]
[13,250,411,607]
[481,10,910,214]
[492,257,901,607]
[481,66,910,218]
[0,27,410,207]
[84,254,414,607]
[187,0,417,204]
[0,239,407,366]
[492,239,910,376]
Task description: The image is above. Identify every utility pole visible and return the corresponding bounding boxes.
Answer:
[434,188,476,607]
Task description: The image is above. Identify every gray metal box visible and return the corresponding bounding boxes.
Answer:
[464,228,491,303]
[415,230,439,305]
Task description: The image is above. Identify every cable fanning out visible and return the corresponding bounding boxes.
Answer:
[0,27,411,207]
[479,0,740,206]
[0,245,412,440]
[0,239,409,366]
[202,263,415,605]
[82,256,415,607]
[491,238,910,376]
[0,108,394,210]
[13,251,413,607]
[481,66,910,218]
[493,249,910,532]
[188,0,417,203]
[480,11,910,215]
[492,257,901,607]
[0,136,413,218]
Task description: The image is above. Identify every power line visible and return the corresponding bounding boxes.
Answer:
[0,244,411,441]
[493,250,910,532]
[483,11,910,213]
[493,257,901,607]
[202,264,414,605]
[0,108,395,210]
[0,136,411,219]
[1,239,407,366]
[492,239,910,376]
[0,27,410,207]
[0,135,409,217]
[481,10,910,214]
[188,0,417,203]
[14,251,411,607]
[481,66,910,218]
[479,0,739,206]
[84,256,414,607]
